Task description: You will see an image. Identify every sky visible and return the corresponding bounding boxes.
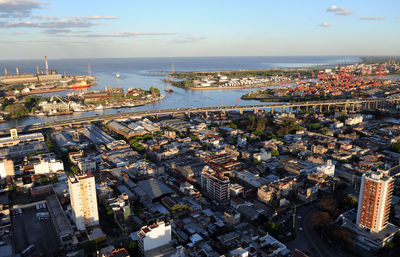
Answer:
[0,0,399,59]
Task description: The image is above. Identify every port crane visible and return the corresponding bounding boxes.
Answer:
[51,95,71,112]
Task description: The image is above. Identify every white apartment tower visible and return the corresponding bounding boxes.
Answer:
[68,171,99,231]
[137,220,172,254]
[201,166,230,203]
[356,172,394,233]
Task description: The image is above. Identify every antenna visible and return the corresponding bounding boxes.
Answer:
[88,62,92,77]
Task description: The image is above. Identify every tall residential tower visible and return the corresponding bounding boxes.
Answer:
[68,171,99,231]
[201,166,230,203]
[356,172,394,233]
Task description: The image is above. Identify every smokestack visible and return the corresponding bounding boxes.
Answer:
[36,66,39,75]
[4,67,7,76]
[16,67,19,76]
[45,56,49,75]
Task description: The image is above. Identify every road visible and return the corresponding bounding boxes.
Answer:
[0,97,396,135]
[287,203,350,257]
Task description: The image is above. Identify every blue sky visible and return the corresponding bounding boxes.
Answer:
[0,0,399,59]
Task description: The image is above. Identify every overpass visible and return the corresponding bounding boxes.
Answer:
[1,97,399,136]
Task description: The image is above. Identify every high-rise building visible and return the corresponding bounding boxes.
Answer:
[201,166,230,203]
[356,172,394,233]
[137,221,171,254]
[0,158,14,179]
[68,171,99,231]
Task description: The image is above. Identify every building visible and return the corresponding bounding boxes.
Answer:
[253,150,272,162]
[224,210,241,227]
[201,166,230,203]
[137,220,171,254]
[356,172,394,233]
[315,160,335,177]
[0,158,14,179]
[68,171,99,230]
[230,183,244,197]
[0,57,62,84]
[0,130,44,148]
[34,157,64,174]
[345,116,363,126]
[311,145,328,155]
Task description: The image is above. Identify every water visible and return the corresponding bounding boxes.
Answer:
[0,56,362,129]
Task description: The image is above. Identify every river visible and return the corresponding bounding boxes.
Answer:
[0,56,362,129]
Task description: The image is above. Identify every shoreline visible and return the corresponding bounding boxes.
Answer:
[175,81,292,91]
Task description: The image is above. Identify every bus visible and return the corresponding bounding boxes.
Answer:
[21,244,35,255]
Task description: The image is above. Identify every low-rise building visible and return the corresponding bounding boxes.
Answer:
[34,157,64,174]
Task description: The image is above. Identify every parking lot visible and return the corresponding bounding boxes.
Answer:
[12,206,61,255]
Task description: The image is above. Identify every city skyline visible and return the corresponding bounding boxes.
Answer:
[0,0,399,59]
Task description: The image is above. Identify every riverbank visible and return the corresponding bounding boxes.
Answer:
[171,81,293,91]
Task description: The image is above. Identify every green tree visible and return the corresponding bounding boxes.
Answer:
[391,142,400,153]
[229,122,238,129]
[320,128,329,135]
[311,211,332,227]
[318,195,338,216]
[343,195,358,209]
[70,166,80,174]
[265,222,280,237]
[5,104,29,118]
[24,96,39,111]
[127,241,139,256]
[332,227,353,246]
[255,117,266,134]
[190,135,199,142]
[269,149,279,157]
[8,184,17,191]
[149,87,160,96]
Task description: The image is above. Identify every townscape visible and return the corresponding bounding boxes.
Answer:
[1,84,400,256]
[1,1,400,257]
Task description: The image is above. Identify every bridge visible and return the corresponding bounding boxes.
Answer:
[1,97,399,136]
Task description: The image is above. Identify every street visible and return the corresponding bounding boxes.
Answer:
[287,203,350,257]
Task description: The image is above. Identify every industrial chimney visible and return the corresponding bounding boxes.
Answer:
[4,67,7,76]
[16,67,19,76]
[45,56,49,75]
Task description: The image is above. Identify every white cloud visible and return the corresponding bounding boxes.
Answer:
[0,0,49,18]
[0,19,99,28]
[11,31,28,35]
[76,15,118,20]
[172,36,206,44]
[318,22,332,27]
[360,17,384,20]
[326,5,353,16]
[57,31,175,38]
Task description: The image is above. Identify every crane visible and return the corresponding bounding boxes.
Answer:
[51,95,71,112]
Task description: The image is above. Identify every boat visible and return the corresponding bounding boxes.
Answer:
[165,86,173,92]
[95,104,104,110]
[116,73,120,78]
[69,81,91,89]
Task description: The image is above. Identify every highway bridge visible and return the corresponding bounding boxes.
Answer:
[1,97,399,136]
